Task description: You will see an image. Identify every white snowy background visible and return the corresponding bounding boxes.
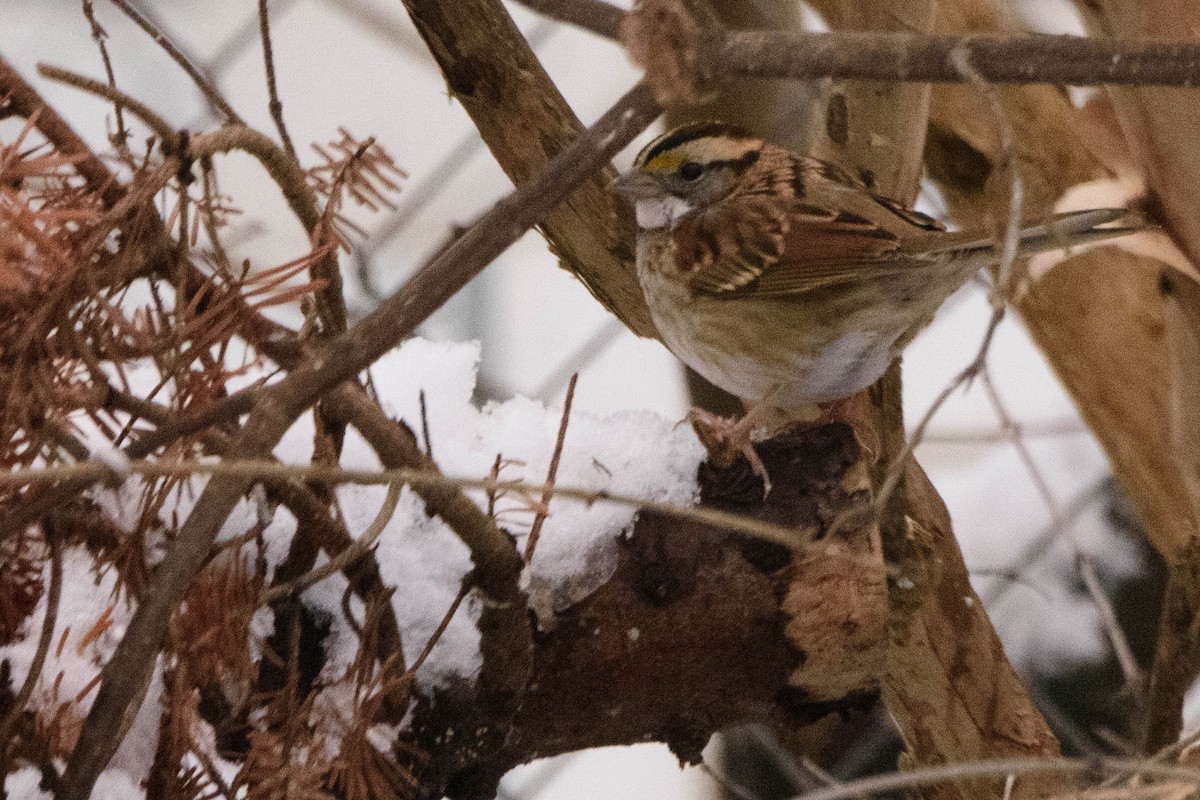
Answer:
[0,0,1163,797]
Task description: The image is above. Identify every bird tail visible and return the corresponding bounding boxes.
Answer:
[917,208,1144,257]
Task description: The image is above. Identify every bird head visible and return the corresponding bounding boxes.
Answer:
[617,121,764,230]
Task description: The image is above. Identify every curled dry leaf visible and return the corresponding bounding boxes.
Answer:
[1026,93,1197,286]
[1164,273,1200,520]
[1077,0,1200,556]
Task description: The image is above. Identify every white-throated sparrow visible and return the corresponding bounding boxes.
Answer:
[617,121,1141,481]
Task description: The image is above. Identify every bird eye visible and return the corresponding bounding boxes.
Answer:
[679,161,703,181]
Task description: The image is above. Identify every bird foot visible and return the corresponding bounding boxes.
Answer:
[687,408,772,497]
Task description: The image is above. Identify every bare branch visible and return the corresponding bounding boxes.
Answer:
[38,62,175,145]
[514,0,623,39]
[257,0,296,158]
[0,531,61,748]
[524,372,578,563]
[38,64,349,335]
[0,458,825,551]
[262,481,401,603]
[788,757,1200,800]
[0,56,123,206]
[980,370,1144,693]
[81,0,127,146]
[522,0,1200,87]
[107,0,246,125]
[723,30,1200,87]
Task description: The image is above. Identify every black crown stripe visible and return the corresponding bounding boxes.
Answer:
[639,121,757,166]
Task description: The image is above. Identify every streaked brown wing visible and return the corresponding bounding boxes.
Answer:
[671,196,789,293]
[676,161,945,297]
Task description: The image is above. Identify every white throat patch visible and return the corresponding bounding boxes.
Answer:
[636,196,695,230]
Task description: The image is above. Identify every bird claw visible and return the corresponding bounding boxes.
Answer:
[687,408,772,498]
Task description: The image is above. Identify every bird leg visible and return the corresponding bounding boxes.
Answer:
[687,401,776,496]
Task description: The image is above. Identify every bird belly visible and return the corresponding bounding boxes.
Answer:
[640,264,898,407]
[797,329,895,403]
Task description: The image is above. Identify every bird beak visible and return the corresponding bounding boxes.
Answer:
[614,170,659,200]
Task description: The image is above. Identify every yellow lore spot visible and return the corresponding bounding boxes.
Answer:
[645,150,685,172]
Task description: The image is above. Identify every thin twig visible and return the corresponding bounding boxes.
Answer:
[1104,727,1200,787]
[0,531,62,748]
[0,458,824,552]
[418,389,433,460]
[106,0,246,125]
[198,157,234,271]
[789,757,1200,800]
[919,417,1088,443]
[524,373,577,562]
[865,309,1003,527]
[257,0,296,158]
[485,453,503,519]
[867,38,1024,529]
[949,44,1024,304]
[38,62,175,144]
[262,481,401,602]
[81,0,127,147]
[408,578,472,676]
[39,65,319,233]
[978,478,1110,608]
[980,371,1144,692]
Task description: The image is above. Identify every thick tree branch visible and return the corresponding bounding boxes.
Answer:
[413,425,876,797]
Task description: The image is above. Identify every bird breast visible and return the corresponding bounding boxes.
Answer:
[637,232,899,407]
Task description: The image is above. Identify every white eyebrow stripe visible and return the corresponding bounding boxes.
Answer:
[636,196,695,230]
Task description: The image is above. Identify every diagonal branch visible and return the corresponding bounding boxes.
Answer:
[399,0,658,337]
[107,0,246,125]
